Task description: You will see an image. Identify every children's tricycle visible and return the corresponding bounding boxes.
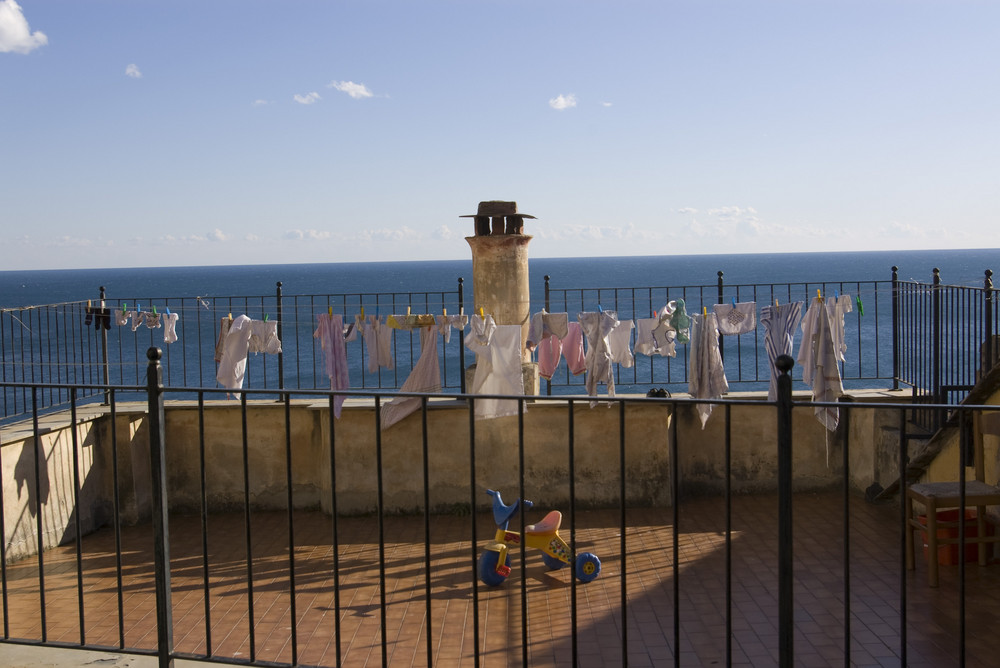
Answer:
[478,489,602,586]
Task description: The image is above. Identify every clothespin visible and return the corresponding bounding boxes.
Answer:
[360,306,365,318]
[87,299,92,309]
[443,307,447,316]
[165,307,170,315]
[703,307,707,317]
[263,313,269,321]
[816,289,823,302]
[731,297,737,307]
[152,305,157,315]
[407,306,411,316]
[122,303,128,314]
[479,306,484,318]
[328,306,333,317]
[774,298,779,307]
[227,312,232,320]
[834,289,839,299]
[137,303,141,313]
[598,304,603,313]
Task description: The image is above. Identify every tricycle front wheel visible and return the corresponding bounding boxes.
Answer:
[575,552,601,583]
[479,550,511,586]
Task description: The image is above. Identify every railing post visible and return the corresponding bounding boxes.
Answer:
[146,348,175,668]
[932,269,942,423]
[891,267,900,391]
[458,277,466,393]
[275,281,284,391]
[717,271,725,363]
[100,286,111,404]
[544,275,552,396]
[775,354,795,668]
[985,270,995,374]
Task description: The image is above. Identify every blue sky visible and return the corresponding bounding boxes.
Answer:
[2,0,997,271]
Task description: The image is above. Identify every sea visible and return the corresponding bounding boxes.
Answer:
[1,248,998,409]
[1,249,997,310]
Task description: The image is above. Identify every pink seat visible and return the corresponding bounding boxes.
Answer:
[526,510,562,535]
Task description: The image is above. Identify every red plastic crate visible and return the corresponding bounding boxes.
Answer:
[919,509,995,565]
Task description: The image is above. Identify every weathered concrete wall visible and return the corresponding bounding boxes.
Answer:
[3,390,918,563]
[1,417,110,561]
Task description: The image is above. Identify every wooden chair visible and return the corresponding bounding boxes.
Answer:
[905,411,1000,586]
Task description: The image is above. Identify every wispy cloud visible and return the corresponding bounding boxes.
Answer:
[601,101,613,107]
[0,0,47,54]
[293,91,321,105]
[676,207,698,215]
[125,63,142,78]
[251,99,271,106]
[328,80,373,99]
[208,229,229,242]
[549,94,577,110]
[284,229,331,241]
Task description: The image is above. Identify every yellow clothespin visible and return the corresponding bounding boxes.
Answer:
[479,306,484,318]
[443,307,447,316]
[703,307,707,317]
[87,299,92,308]
[360,306,365,318]
[328,306,333,317]
[407,306,411,316]
[816,289,823,302]
[774,298,779,307]
[228,312,232,320]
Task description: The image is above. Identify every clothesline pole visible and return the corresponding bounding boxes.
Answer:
[276,281,285,392]
[99,285,111,405]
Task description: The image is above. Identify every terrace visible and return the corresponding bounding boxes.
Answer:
[1,267,998,667]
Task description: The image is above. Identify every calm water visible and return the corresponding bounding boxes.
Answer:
[1,249,997,309]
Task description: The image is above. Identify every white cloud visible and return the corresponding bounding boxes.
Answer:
[245,233,260,241]
[433,224,453,241]
[601,101,613,107]
[284,229,331,241]
[0,0,47,54]
[676,207,698,215]
[208,229,228,242]
[293,91,321,105]
[549,94,577,110]
[328,80,373,99]
[251,99,271,106]
[125,63,142,79]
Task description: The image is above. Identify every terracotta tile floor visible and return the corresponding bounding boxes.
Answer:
[1,492,998,667]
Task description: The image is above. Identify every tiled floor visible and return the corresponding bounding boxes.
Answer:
[2,492,998,667]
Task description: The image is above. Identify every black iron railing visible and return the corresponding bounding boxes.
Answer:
[3,265,997,422]
[2,356,998,666]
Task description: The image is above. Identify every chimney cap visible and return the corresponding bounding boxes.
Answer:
[460,200,536,219]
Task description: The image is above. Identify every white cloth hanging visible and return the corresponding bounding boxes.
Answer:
[635,316,676,357]
[381,325,441,429]
[797,297,844,432]
[713,302,757,336]
[247,319,281,354]
[826,294,853,362]
[760,301,803,402]
[688,313,729,428]
[435,313,468,343]
[466,314,523,419]
[162,312,179,344]
[608,319,635,368]
[362,315,394,373]
[577,310,619,406]
[216,314,252,392]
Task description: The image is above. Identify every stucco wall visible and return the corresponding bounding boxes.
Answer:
[3,391,916,563]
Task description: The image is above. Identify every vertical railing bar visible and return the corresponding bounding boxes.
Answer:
[374,396,388,668]
[282,392,299,664]
[276,282,284,391]
[240,392,257,663]
[468,396,481,668]
[670,397,680,668]
[325,394,343,667]
[717,271,725,364]
[421,396,434,668]
[568,397,579,667]
[776,355,794,668]
[840,396,853,667]
[958,407,967,668]
[619,399,628,668]
[70,389,86,645]
[197,392,212,656]
[724,403,733,667]
[0,403,8,637]
[146,348,174,668]
[31,388,47,642]
[517,398,529,667]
